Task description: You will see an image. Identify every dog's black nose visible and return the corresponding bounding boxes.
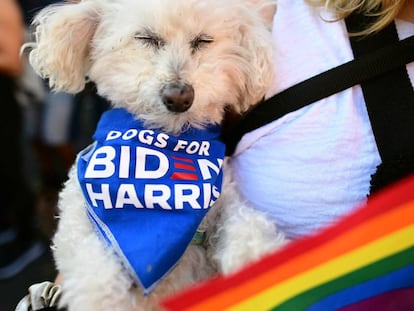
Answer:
[161,83,194,113]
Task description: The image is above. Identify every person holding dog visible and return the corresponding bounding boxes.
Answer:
[228,0,414,240]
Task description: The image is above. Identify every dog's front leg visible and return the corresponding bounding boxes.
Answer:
[209,162,289,275]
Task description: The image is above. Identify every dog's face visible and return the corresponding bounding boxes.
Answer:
[29,0,275,133]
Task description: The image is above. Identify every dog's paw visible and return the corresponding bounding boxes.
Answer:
[220,227,288,274]
[213,200,289,275]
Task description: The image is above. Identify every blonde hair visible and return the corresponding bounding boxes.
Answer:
[306,0,407,36]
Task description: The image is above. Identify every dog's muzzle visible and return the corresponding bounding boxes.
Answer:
[161,83,194,113]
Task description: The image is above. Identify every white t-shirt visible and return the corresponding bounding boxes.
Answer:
[230,0,414,239]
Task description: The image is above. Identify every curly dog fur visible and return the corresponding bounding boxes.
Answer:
[26,0,287,310]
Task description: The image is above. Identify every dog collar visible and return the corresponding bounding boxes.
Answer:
[77,108,225,294]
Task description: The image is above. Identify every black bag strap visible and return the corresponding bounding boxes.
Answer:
[223,20,414,157]
[346,15,414,193]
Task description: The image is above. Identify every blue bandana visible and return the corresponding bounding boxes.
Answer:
[77,108,225,294]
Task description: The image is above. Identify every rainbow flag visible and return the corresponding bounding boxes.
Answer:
[162,174,414,311]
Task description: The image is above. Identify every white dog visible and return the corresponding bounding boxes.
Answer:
[26,0,286,310]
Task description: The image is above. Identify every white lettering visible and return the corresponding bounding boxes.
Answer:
[135,147,169,179]
[144,184,172,209]
[203,183,211,209]
[154,133,169,148]
[105,129,170,149]
[115,184,143,208]
[198,158,222,180]
[173,140,212,155]
[123,129,138,140]
[175,184,201,209]
[85,146,116,178]
[199,141,210,156]
[86,183,113,209]
[173,140,188,152]
[106,130,122,140]
[138,130,154,145]
[186,141,200,154]
[86,182,220,210]
[119,146,130,178]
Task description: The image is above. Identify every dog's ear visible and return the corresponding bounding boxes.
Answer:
[236,0,275,112]
[247,0,276,30]
[27,1,101,93]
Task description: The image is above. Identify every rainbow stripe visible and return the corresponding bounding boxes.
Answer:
[162,175,414,311]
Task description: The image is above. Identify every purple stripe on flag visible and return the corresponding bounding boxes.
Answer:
[339,287,414,311]
[307,263,414,311]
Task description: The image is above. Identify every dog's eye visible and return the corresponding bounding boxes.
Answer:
[191,35,214,52]
[134,33,164,49]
